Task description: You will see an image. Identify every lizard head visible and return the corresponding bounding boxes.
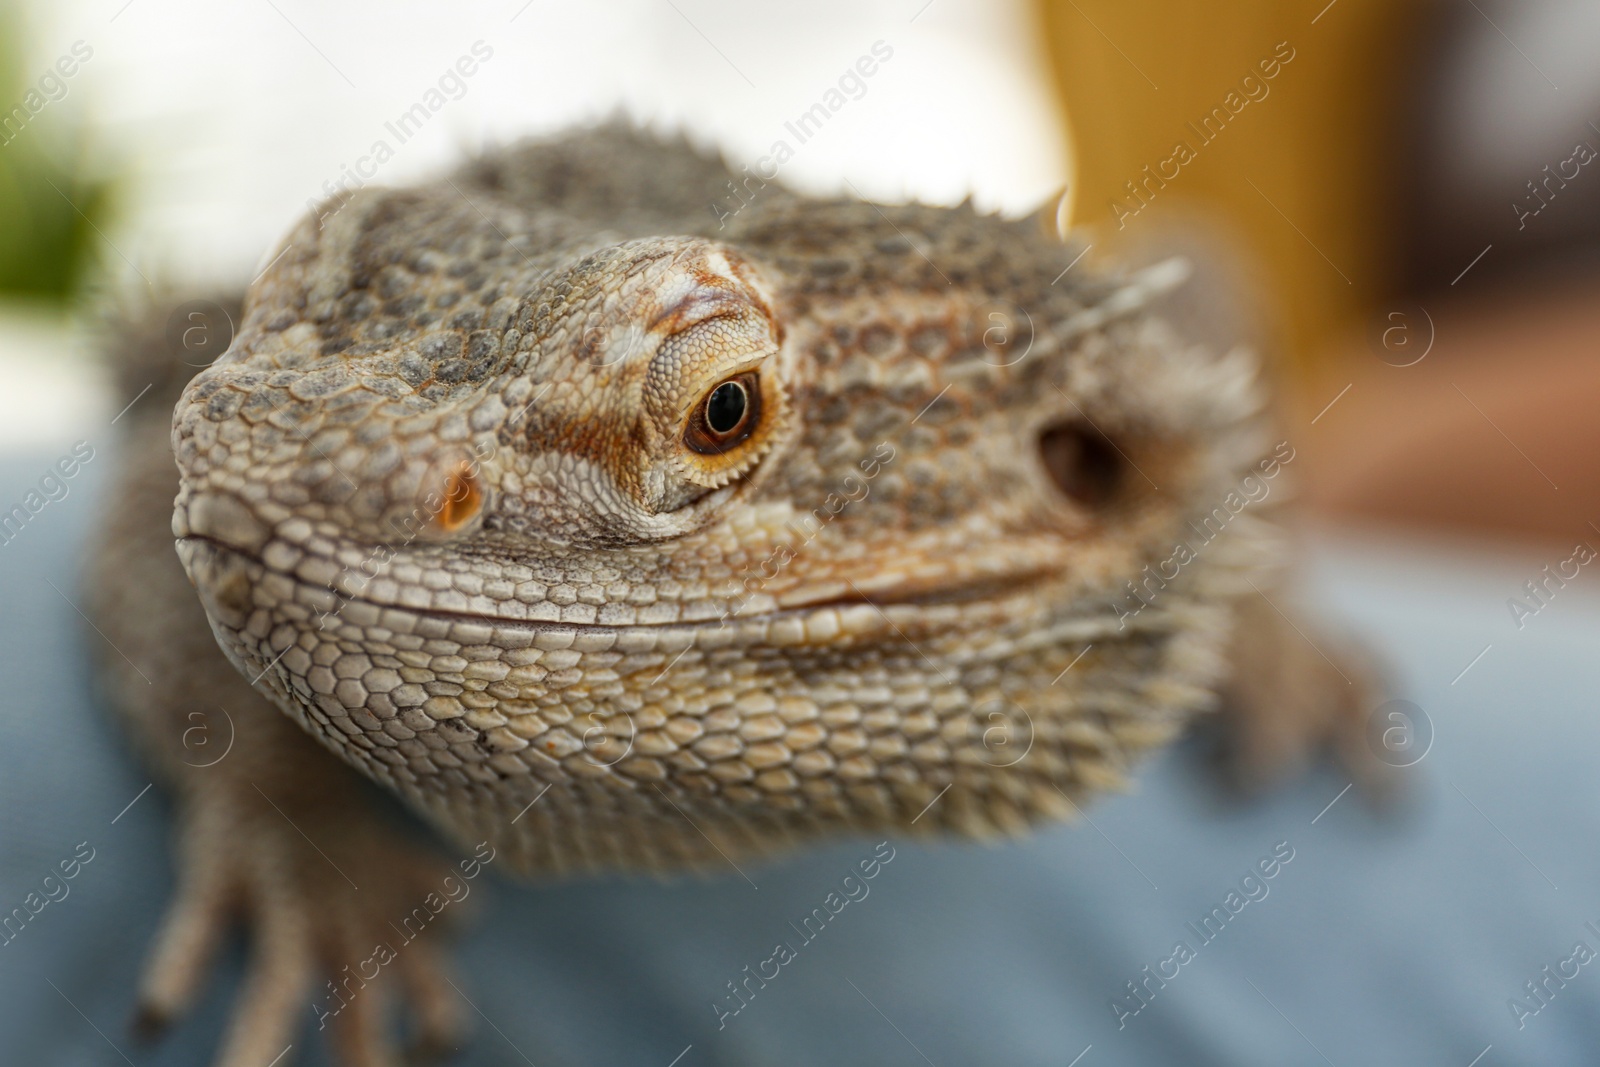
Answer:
[172,146,1279,875]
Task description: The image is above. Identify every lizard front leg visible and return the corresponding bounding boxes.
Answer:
[1212,580,1398,799]
[133,704,466,1066]
[86,348,467,1067]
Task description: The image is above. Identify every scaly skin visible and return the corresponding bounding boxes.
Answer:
[89,124,1378,1065]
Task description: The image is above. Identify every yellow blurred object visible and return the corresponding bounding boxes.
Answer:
[1035,0,1425,383]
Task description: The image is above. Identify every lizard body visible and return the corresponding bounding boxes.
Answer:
[87,124,1372,1064]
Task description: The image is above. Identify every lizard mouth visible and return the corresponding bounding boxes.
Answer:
[401,567,1064,634]
[178,529,1078,640]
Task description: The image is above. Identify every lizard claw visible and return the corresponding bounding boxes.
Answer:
[133,759,471,1066]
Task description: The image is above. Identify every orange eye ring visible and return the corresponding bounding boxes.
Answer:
[684,371,762,455]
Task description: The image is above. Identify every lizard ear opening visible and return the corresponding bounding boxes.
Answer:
[1038,420,1124,512]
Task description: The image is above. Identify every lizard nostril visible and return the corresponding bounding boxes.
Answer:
[436,462,483,532]
[1038,420,1124,511]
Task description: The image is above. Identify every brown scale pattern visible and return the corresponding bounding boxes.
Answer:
[162,123,1283,876]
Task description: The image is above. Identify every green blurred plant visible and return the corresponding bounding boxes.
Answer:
[0,13,114,304]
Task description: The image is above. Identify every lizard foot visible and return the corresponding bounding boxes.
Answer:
[133,769,470,1067]
[1208,587,1403,803]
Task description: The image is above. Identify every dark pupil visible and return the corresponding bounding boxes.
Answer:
[705,381,748,435]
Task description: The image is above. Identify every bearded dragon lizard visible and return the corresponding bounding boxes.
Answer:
[85,123,1379,1066]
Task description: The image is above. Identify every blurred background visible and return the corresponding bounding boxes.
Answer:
[4,0,1599,543]
[3,0,1600,1063]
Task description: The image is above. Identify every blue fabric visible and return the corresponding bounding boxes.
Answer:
[1,448,1595,1066]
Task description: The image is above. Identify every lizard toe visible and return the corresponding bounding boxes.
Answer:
[396,939,468,1059]
[131,803,242,1039]
[213,887,316,1067]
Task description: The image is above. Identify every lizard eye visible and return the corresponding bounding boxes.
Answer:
[685,372,761,454]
